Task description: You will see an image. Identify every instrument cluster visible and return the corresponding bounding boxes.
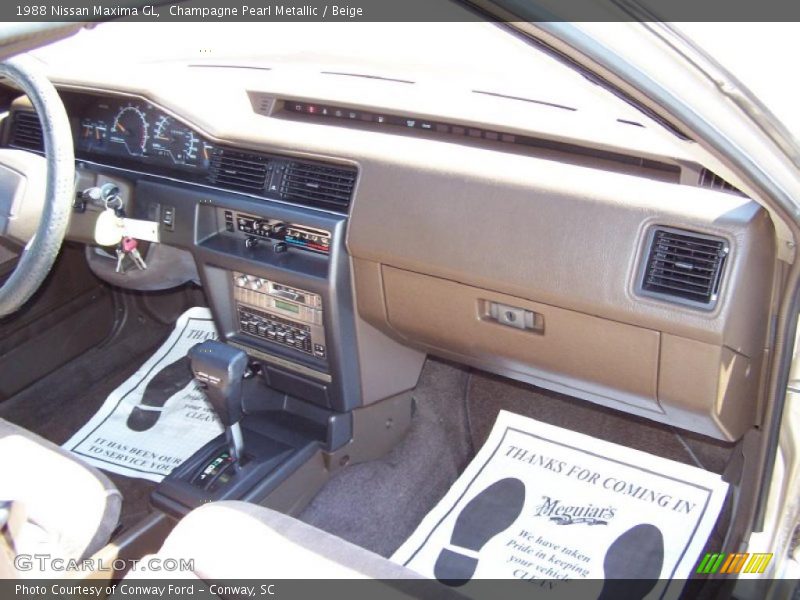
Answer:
[75,95,214,173]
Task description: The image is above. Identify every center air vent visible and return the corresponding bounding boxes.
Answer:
[280,161,356,212]
[209,148,270,192]
[9,111,43,152]
[639,227,729,309]
[207,146,356,213]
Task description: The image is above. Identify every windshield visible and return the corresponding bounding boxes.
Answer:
[31,21,658,126]
[675,23,800,139]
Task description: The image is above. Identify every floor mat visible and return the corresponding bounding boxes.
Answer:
[392,410,728,598]
[63,307,222,482]
[466,370,733,474]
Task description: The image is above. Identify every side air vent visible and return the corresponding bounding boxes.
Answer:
[699,168,744,196]
[281,161,356,212]
[9,110,43,152]
[639,227,729,309]
[209,148,270,192]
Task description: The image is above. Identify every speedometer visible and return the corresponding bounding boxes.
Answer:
[150,116,206,167]
[110,105,148,156]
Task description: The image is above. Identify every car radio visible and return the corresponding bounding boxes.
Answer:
[233,271,326,359]
[221,209,331,254]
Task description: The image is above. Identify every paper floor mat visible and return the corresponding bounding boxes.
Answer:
[63,307,222,482]
[392,410,728,598]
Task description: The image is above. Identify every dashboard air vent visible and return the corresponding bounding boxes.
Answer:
[209,148,269,192]
[698,168,744,196]
[9,111,43,152]
[281,161,356,212]
[640,227,729,308]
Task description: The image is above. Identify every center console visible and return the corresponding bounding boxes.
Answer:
[131,167,425,518]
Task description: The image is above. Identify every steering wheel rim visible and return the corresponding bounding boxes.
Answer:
[0,55,74,317]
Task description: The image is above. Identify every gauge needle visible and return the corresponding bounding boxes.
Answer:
[116,123,127,133]
[202,145,209,160]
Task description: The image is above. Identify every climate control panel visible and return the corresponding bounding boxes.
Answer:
[221,209,331,255]
[233,272,326,359]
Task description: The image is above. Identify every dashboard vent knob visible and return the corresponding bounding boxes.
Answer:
[639,227,729,309]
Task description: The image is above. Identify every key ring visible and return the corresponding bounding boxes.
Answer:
[104,194,123,212]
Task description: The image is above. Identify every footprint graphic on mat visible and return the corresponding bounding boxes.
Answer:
[126,355,194,432]
[598,523,664,600]
[434,477,526,586]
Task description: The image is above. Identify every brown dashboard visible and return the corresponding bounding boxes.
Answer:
[1,83,778,442]
[345,137,775,441]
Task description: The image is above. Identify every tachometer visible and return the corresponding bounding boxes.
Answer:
[110,105,148,156]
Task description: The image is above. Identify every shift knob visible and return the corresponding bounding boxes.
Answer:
[188,340,248,427]
[189,340,248,464]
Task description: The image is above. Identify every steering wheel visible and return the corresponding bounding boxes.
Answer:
[0,55,74,317]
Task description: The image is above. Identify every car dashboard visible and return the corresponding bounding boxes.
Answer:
[0,61,778,444]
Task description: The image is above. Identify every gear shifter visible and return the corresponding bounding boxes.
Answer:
[188,340,249,465]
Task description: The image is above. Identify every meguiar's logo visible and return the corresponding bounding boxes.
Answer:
[696,552,773,575]
[533,496,615,526]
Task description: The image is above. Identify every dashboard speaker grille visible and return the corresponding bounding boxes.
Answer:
[209,148,269,192]
[9,111,43,152]
[281,161,356,212]
[640,227,728,308]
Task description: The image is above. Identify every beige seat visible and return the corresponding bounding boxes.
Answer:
[128,500,422,581]
[0,418,122,577]
[128,502,492,598]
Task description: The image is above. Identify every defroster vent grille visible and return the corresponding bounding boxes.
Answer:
[698,168,744,196]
